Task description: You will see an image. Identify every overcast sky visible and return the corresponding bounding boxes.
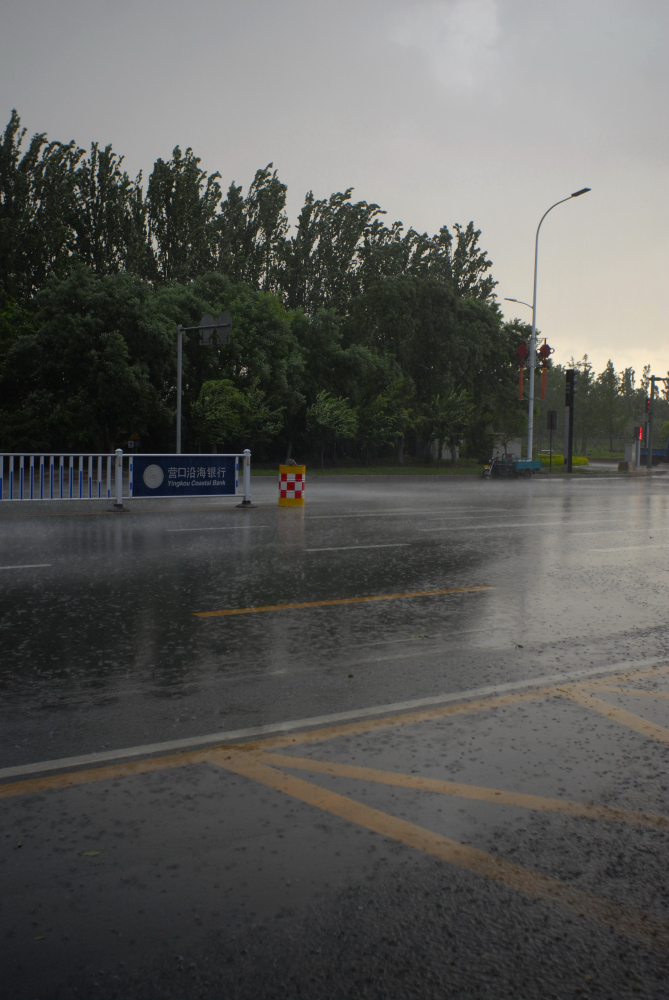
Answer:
[1,0,667,378]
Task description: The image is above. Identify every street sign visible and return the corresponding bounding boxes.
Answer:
[199,312,232,346]
[131,455,238,497]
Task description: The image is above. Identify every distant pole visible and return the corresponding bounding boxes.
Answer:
[526,188,591,461]
[565,371,575,473]
[647,376,655,472]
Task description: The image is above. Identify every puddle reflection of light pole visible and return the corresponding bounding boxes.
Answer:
[512,189,591,461]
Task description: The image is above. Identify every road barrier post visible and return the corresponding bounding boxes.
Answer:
[236,449,255,508]
[113,449,124,510]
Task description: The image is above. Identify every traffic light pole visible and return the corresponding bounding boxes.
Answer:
[646,376,669,471]
[647,378,654,470]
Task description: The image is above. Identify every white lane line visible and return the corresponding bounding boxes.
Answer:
[357,643,499,665]
[590,544,669,553]
[0,563,51,570]
[305,509,508,520]
[167,526,270,532]
[418,519,632,532]
[571,528,654,536]
[2,656,666,780]
[304,543,409,552]
[359,626,498,648]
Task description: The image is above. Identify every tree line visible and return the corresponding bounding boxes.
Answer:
[1,111,664,463]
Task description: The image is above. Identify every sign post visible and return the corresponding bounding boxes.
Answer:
[176,313,232,454]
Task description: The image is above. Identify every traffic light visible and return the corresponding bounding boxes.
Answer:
[565,369,575,405]
[645,397,651,414]
[635,425,643,440]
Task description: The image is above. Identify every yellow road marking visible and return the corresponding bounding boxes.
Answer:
[213,751,669,950]
[579,665,669,689]
[3,664,668,802]
[192,585,494,618]
[0,749,213,800]
[562,687,669,745]
[596,687,669,700]
[260,752,669,830]
[0,688,558,799]
[233,688,556,750]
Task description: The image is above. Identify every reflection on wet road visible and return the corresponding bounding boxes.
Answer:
[1,475,669,998]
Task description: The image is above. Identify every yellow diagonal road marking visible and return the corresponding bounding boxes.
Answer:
[0,749,214,800]
[212,750,669,950]
[562,687,669,745]
[260,753,669,830]
[193,585,494,618]
[578,665,669,690]
[596,687,669,700]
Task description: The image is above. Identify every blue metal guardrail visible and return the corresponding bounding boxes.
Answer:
[0,451,251,502]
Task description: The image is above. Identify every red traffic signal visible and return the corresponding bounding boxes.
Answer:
[635,425,643,440]
[645,397,651,413]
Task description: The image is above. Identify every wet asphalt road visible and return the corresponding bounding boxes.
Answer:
[1,474,669,999]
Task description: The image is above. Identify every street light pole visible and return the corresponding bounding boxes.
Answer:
[526,188,590,460]
[176,324,183,454]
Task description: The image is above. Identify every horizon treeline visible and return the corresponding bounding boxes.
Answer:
[1,110,665,462]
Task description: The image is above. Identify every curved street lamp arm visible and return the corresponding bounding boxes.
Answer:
[531,196,572,329]
[526,187,590,461]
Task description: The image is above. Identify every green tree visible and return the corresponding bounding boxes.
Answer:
[0,110,83,300]
[416,389,475,463]
[0,267,173,451]
[71,142,151,277]
[146,146,221,282]
[192,378,283,451]
[591,360,626,452]
[307,390,358,467]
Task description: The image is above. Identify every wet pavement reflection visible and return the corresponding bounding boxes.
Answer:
[1,475,669,998]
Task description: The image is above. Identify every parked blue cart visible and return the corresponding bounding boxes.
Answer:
[483,453,542,479]
[640,438,669,466]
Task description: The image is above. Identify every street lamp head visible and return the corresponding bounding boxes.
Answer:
[571,187,591,198]
[504,297,533,310]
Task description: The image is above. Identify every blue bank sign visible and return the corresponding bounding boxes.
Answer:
[131,455,238,497]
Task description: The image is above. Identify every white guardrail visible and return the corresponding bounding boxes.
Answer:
[0,450,252,505]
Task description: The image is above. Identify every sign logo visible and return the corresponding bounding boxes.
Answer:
[142,464,165,490]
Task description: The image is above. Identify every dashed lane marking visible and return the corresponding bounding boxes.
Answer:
[0,563,51,570]
[304,543,409,552]
[167,526,270,532]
